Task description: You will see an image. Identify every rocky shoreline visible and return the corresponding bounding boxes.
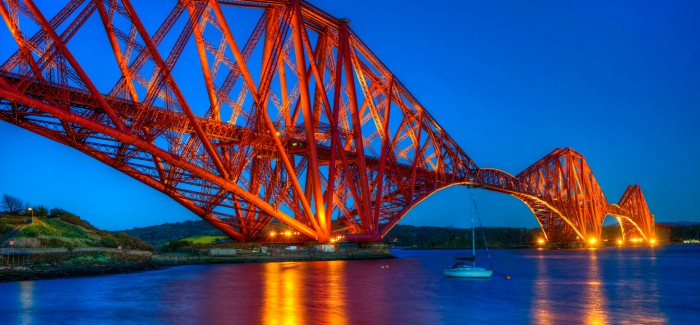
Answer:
[0,263,160,282]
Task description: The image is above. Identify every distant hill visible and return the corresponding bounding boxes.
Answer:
[385,225,538,249]
[115,219,700,250]
[659,221,700,226]
[117,220,226,248]
[118,220,539,249]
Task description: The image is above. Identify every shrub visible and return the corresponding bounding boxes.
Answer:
[65,252,111,264]
[99,236,119,248]
[161,239,190,252]
[56,213,97,231]
[121,237,154,251]
[42,237,73,248]
[59,214,82,227]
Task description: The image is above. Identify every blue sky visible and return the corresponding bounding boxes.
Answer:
[1,0,699,230]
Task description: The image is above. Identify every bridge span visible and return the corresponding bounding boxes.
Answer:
[0,0,654,244]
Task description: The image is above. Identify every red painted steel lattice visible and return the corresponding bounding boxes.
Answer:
[0,0,655,243]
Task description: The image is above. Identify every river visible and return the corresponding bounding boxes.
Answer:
[1,245,698,324]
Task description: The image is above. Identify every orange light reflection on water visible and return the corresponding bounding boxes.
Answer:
[531,254,553,325]
[584,253,609,325]
[325,261,348,325]
[262,261,347,325]
[531,249,670,324]
[263,262,302,325]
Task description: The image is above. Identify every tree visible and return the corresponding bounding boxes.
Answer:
[35,205,49,217]
[49,208,68,218]
[2,194,23,213]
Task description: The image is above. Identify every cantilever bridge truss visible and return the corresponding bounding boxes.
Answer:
[0,0,655,243]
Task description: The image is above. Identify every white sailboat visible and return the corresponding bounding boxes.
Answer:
[443,182,493,278]
[443,261,493,278]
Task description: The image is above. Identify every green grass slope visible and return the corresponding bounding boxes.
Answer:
[6,218,152,250]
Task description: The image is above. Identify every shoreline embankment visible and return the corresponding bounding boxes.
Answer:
[1,243,393,282]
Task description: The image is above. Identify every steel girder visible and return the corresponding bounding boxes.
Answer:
[0,0,654,243]
[513,148,655,243]
[611,185,655,241]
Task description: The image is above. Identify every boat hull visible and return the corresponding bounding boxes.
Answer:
[443,266,493,278]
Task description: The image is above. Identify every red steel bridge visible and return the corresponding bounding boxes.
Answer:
[0,0,655,244]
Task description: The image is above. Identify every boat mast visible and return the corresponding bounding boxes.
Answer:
[470,181,476,265]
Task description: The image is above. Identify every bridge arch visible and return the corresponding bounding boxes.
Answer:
[371,159,657,245]
[606,208,651,243]
[379,178,587,244]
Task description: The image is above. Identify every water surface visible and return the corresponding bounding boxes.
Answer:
[1,245,698,324]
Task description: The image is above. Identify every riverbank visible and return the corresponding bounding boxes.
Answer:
[0,247,156,282]
[0,263,160,282]
[1,244,393,282]
[152,246,393,266]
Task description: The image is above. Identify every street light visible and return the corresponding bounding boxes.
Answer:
[588,238,598,246]
[28,207,34,224]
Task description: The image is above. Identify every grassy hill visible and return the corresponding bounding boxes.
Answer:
[16,219,101,247]
[2,217,152,251]
[118,220,227,249]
